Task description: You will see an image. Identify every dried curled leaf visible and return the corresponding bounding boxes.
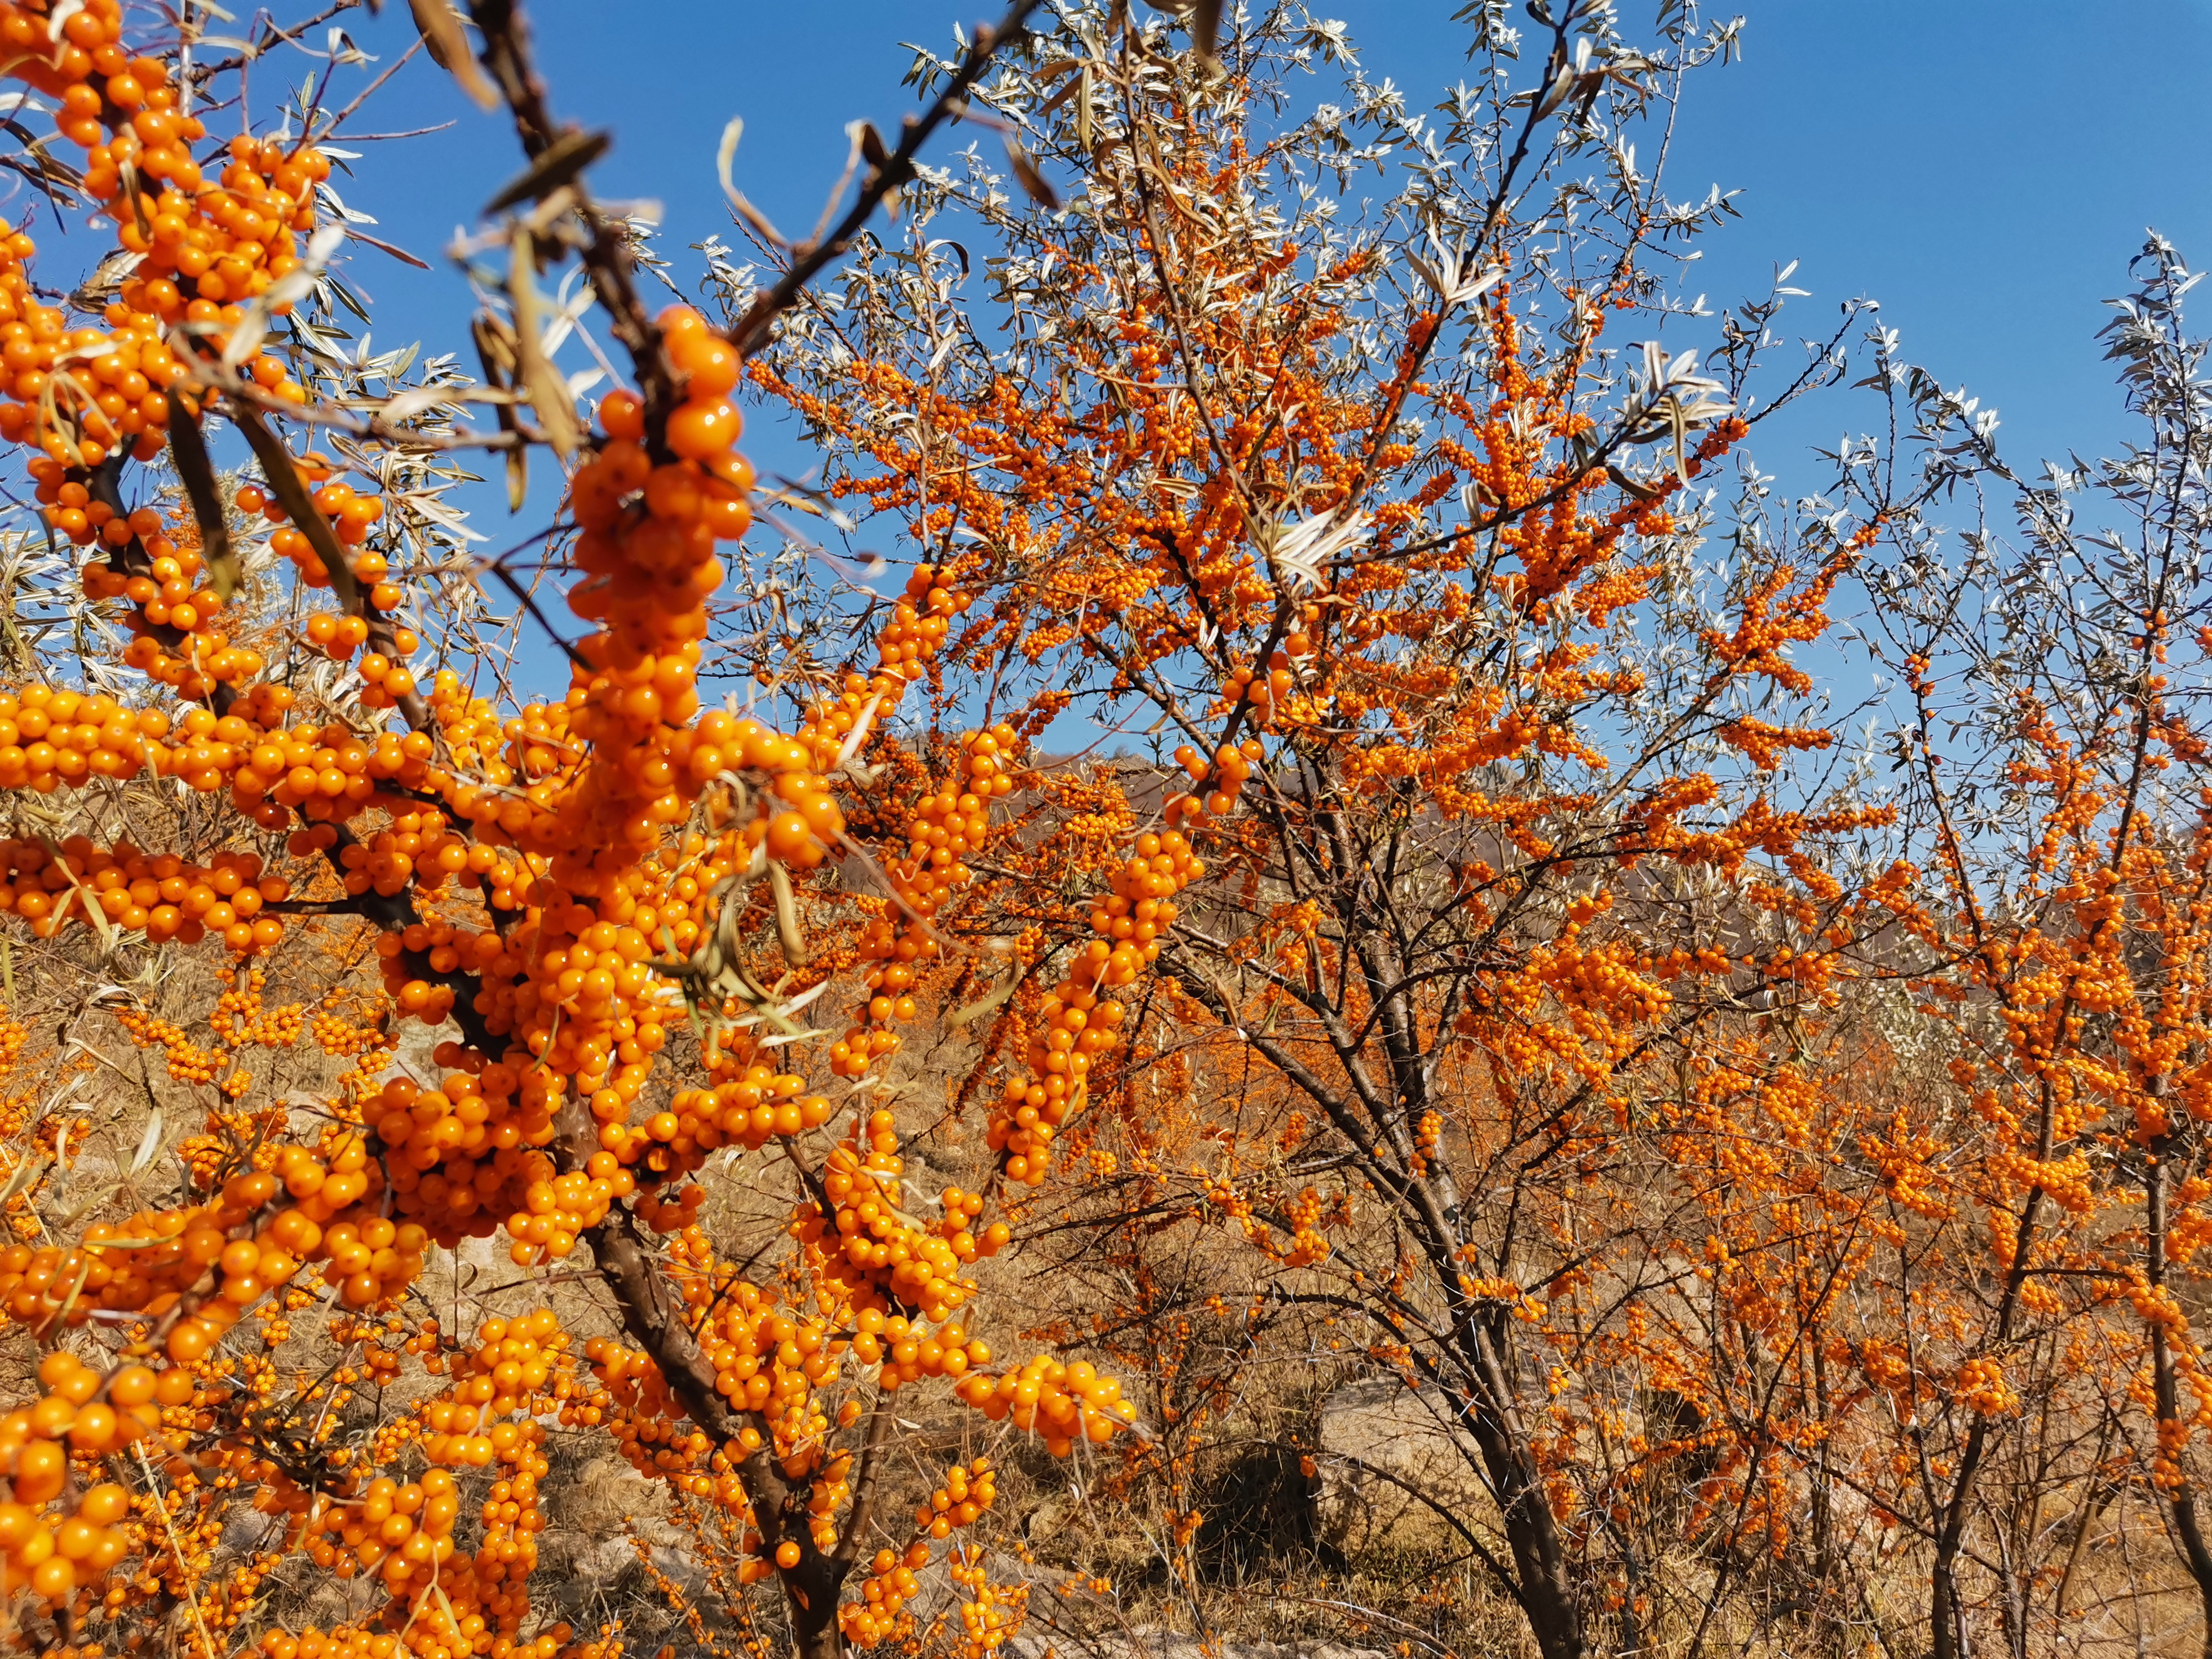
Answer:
[1141,0,1221,58]
[508,228,582,460]
[484,128,612,218]
[129,1108,164,1176]
[1006,139,1060,210]
[408,0,499,111]
[769,859,808,967]
[948,968,1020,1029]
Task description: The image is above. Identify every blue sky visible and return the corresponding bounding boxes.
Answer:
[221,1,2212,697]
[320,2,2212,473]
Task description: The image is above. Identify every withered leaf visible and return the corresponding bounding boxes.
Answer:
[473,313,529,509]
[407,0,498,112]
[948,968,1021,1028]
[165,395,239,601]
[1191,0,1221,57]
[1140,0,1220,59]
[769,860,808,967]
[471,312,518,387]
[1005,139,1060,210]
[346,227,431,269]
[483,128,611,218]
[231,404,362,609]
[507,227,582,460]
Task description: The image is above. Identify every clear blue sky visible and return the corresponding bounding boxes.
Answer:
[322,2,2212,473]
[264,0,2211,691]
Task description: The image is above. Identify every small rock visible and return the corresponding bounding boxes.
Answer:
[1314,1378,1493,1557]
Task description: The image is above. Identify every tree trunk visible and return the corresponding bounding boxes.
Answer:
[2145,1134,2212,1659]
[791,1581,844,1659]
[1457,1312,1585,1659]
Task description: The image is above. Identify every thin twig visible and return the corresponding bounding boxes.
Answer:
[727,0,1052,359]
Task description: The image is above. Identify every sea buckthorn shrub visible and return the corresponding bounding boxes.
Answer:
[0,3,2193,1659]
[0,2,1180,1657]
[732,8,2212,1659]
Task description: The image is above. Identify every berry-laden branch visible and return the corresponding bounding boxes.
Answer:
[0,1,1126,1651]
[465,0,675,436]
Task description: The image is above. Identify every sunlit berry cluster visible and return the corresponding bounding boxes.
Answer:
[953,1353,1137,1454]
[664,1060,834,1156]
[831,722,1020,1081]
[0,686,162,794]
[0,1156,406,1363]
[0,1354,172,1603]
[0,836,286,952]
[569,307,744,660]
[988,830,1202,1185]
[419,1309,571,1466]
[1167,733,1265,825]
[795,1112,1005,1327]
[841,1460,998,1646]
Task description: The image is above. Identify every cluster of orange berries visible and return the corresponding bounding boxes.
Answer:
[576,1337,706,1480]
[0,218,179,468]
[1216,640,1316,735]
[392,907,672,1165]
[348,560,983,1224]
[260,1623,584,1659]
[234,468,395,596]
[949,1545,1026,1659]
[0,1230,163,1338]
[665,1060,836,1155]
[0,837,286,952]
[831,722,1018,1080]
[305,1209,430,1315]
[684,1264,837,1418]
[0,0,335,477]
[338,807,470,899]
[15,1155,404,1360]
[271,1322,587,1654]
[229,719,440,827]
[0,686,164,794]
[117,1003,232,1091]
[569,308,744,660]
[419,1310,571,1467]
[632,1180,705,1234]
[292,1462,459,1590]
[501,1155,632,1266]
[70,504,270,691]
[105,109,325,315]
[840,1463,998,1645]
[0,681,439,834]
[0,1354,176,1603]
[795,1113,1005,1324]
[1168,734,1265,825]
[208,966,307,1051]
[987,832,1204,1186]
[378,1082,633,1260]
[0,262,164,469]
[1954,1355,2018,1417]
[953,1353,1137,1454]
[745,570,979,877]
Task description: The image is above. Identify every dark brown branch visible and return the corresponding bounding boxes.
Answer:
[467,0,674,445]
